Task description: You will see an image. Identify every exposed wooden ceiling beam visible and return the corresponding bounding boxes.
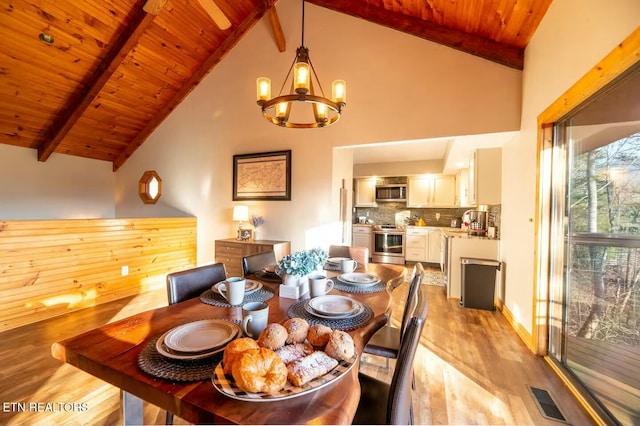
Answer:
[267,6,286,52]
[112,0,279,171]
[37,0,167,162]
[306,0,524,70]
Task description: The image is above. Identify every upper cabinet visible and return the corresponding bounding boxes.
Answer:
[407,175,455,207]
[469,148,502,205]
[354,178,377,207]
[455,168,472,207]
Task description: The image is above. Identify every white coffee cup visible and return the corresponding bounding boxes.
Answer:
[215,277,246,306]
[309,273,334,298]
[341,259,356,273]
[241,301,269,338]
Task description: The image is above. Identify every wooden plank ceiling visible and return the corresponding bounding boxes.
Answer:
[0,0,552,171]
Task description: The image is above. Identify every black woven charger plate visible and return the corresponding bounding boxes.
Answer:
[253,271,282,283]
[200,287,274,307]
[138,337,222,382]
[286,300,373,331]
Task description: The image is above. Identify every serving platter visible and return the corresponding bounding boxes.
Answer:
[337,273,380,286]
[211,354,357,402]
[164,320,240,352]
[308,295,359,316]
[211,279,263,295]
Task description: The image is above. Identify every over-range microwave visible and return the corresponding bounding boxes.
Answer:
[375,184,407,202]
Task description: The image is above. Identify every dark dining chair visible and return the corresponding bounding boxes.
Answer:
[353,286,428,425]
[242,250,277,276]
[362,262,424,369]
[166,262,227,305]
[164,262,227,425]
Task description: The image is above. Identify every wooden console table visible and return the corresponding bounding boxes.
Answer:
[214,238,290,276]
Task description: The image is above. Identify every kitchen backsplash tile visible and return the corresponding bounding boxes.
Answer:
[355,204,501,230]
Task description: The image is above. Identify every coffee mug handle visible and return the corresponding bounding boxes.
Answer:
[216,283,229,302]
[325,279,334,294]
[242,314,254,337]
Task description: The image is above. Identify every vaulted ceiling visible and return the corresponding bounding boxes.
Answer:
[0,0,553,170]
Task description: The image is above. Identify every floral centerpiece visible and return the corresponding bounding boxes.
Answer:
[276,248,328,285]
[250,215,264,228]
[250,215,264,240]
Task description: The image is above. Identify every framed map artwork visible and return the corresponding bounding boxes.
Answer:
[233,150,291,201]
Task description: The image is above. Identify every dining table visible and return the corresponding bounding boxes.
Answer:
[51,262,406,425]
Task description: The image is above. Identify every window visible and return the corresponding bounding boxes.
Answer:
[548,65,640,424]
[138,170,162,204]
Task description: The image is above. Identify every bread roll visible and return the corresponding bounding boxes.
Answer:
[222,337,259,375]
[258,323,288,350]
[307,324,332,348]
[287,351,339,387]
[325,330,355,361]
[283,317,309,344]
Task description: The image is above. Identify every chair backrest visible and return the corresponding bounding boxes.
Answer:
[166,263,227,305]
[328,245,370,267]
[399,263,424,337]
[387,287,428,425]
[242,251,277,276]
[384,272,407,321]
[328,244,350,258]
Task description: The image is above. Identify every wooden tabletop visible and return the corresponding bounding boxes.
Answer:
[51,263,406,425]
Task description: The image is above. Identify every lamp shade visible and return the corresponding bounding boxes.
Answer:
[232,205,249,221]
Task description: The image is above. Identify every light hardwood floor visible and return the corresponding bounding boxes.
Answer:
[0,267,595,425]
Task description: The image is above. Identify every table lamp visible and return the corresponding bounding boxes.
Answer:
[233,205,249,240]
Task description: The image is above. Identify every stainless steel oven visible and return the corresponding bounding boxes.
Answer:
[372,226,405,265]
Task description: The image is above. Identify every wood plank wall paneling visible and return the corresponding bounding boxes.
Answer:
[0,217,197,332]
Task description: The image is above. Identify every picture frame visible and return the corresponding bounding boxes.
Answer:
[233,150,291,201]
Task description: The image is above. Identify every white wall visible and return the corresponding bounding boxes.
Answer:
[115,0,522,264]
[501,0,640,335]
[0,144,114,219]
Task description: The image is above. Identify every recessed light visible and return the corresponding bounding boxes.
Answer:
[39,32,54,45]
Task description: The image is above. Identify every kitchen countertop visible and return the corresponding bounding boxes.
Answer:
[353,223,500,240]
[405,225,500,240]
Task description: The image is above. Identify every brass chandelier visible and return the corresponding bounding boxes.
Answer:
[256,0,346,128]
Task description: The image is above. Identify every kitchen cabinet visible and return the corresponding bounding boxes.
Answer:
[405,226,441,263]
[445,236,499,300]
[455,168,472,207]
[215,239,290,277]
[406,175,455,207]
[468,148,501,205]
[354,178,377,207]
[352,225,372,257]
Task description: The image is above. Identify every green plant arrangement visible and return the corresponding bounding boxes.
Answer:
[276,248,328,277]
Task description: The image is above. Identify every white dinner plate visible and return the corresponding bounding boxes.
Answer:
[263,264,278,274]
[308,295,360,316]
[337,273,380,286]
[304,300,363,319]
[155,321,241,360]
[163,320,239,353]
[327,257,351,265]
[212,354,357,402]
[211,279,263,295]
[156,332,227,360]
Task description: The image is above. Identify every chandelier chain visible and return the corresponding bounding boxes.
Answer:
[301,0,305,47]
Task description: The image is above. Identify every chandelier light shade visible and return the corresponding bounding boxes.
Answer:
[256,0,346,128]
